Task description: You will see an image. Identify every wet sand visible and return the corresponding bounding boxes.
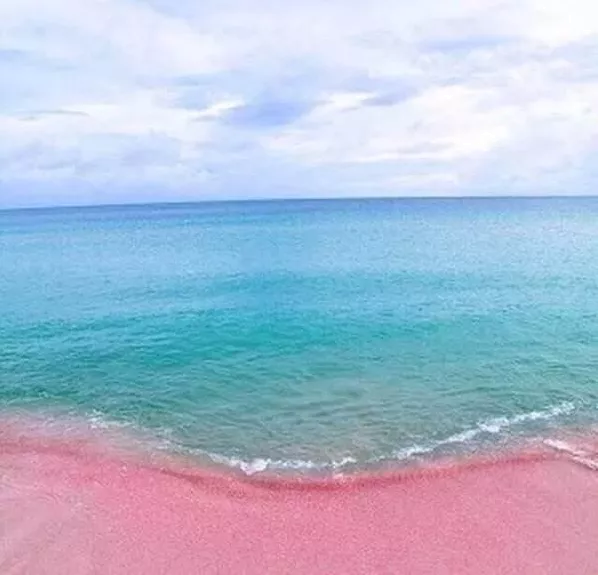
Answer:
[1,428,598,574]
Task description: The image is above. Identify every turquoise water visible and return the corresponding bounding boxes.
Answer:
[2,198,598,473]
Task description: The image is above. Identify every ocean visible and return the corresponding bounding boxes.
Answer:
[2,197,598,475]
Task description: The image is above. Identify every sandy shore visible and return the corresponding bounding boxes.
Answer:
[1,429,598,574]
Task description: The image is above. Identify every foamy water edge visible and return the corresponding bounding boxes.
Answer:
[180,401,579,475]
[0,401,583,477]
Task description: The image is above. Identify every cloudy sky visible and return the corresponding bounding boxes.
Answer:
[1,0,598,207]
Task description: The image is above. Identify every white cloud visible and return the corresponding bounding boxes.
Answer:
[0,0,223,76]
[523,0,598,46]
[1,0,598,206]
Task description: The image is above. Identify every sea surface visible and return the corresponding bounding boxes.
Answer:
[2,197,598,474]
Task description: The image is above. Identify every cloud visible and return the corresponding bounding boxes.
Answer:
[361,92,412,107]
[224,98,317,129]
[421,35,515,54]
[0,49,34,63]
[1,0,598,207]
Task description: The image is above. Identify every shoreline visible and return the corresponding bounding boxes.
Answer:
[1,423,598,574]
[0,402,582,479]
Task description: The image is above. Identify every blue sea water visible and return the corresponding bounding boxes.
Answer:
[1,198,598,474]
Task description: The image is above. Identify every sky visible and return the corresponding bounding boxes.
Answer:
[1,0,598,207]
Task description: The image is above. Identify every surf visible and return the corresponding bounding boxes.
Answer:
[2,417,598,574]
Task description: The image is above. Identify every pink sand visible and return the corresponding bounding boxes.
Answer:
[1,429,598,574]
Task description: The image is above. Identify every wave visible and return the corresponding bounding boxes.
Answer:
[381,401,577,464]
[205,453,359,476]
[441,401,576,444]
[1,401,579,476]
[201,401,578,475]
[2,423,595,575]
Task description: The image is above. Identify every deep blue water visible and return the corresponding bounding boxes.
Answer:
[2,198,598,473]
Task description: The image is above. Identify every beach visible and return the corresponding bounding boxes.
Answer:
[3,200,598,573]
[2,424,598,574]
[3,0,598,563]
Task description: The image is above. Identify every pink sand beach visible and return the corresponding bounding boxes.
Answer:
[1,426,598,574]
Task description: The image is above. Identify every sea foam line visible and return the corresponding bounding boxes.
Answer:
[204,401,578,475]
[206,453,359,476]
[387,401,577,461]
[4,401,579,477]
[443,401,576,444]
[543,439,598,471]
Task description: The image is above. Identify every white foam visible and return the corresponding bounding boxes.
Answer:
[208,454,341,476]
[544,438,598,471]
[386,401,580,469]
[511,402,575,424]
[543,439,581,455]
[190,401,581,475]
[68,401,580,476]
[439,401,577,447]
[392,445,433,460]
[478,417,510,434]
[444,429,479,444]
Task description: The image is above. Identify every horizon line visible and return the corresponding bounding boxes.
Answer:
[2,194,598,213]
